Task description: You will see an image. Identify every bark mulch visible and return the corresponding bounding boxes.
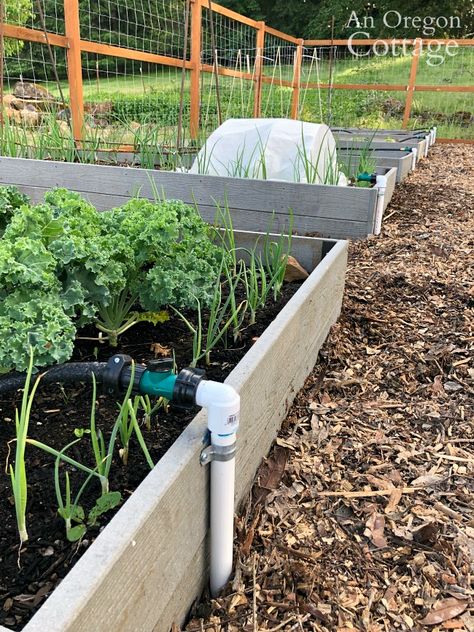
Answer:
[185,144,474,632]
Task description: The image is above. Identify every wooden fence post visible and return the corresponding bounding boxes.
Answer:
[253,21,265,118]
[402,37,421,129]
[64,0,84,142]
[190,0,202,140]
[291,38,304,119]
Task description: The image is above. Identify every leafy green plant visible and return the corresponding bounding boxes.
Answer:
[8,347,41,543]
[54,447,122,542]
[54,440,97,542]
[139,394,167,431]
[0,185,30,236]
[0,188,225,372]
[172,261,246,366]
[241,247,269,325]
[293,127,340,185]
[89,371,135,493]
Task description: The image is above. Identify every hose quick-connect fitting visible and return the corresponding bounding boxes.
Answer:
[357,172,377,184]
[102,354,205,409]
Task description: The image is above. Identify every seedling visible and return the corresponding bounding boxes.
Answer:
[8,347,41,543]
[117,396,155,469]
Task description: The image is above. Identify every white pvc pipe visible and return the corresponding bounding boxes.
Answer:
[196,381,240,597]
[374,174,387,236]
[432,126,437,144]
[411,148,418,171]
[424,135,430,157]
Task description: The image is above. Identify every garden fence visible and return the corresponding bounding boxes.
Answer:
[0,0,473,155]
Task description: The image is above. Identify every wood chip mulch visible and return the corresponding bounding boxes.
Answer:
[185,144,474,632]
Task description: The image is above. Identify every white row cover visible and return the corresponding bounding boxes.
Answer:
[190,118,347,186]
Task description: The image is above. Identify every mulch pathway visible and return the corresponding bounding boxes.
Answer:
[185,143,474,632]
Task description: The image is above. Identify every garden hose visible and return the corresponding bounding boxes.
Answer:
[0,362,108,396]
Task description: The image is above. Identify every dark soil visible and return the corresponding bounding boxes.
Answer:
[0,281,302,631]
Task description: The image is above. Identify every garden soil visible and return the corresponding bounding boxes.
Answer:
[185,144,474,632]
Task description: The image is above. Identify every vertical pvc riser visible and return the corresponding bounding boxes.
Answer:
[374,175,387,236]
[411,148,418,171]
[210,433,236,597]
[195,380,240,597]
[424,136,430,157]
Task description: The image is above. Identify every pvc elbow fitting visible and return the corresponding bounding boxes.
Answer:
[196,381,240,437]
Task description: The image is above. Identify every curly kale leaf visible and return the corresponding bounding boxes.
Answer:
[4,191,134,321]
[0,236,59,291]
[111,199,225,311]
[0,289,76,372]
[0,185,30,235]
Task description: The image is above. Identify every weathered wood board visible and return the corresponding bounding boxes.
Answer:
[332,126,432,144]
[334,135,427,162]
[0,156,379,239]
[0,233,347,632]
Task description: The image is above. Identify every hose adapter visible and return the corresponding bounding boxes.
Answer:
[357,172,377,185]
[173,367,206,409]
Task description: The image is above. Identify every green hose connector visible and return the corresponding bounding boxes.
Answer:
[357,172,377,184]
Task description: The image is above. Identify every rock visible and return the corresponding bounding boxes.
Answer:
[5,106,41,126]
[13,81,55,101]
[57,108,71,121]
[11,99,38,113]
[2,93,16,108]
[20,109,41,126]
[284,256,309,282]
[5,107,22,124]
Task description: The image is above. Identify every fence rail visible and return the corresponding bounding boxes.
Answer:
[0,0,473,146]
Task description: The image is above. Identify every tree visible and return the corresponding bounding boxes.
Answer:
[3,0,31,56]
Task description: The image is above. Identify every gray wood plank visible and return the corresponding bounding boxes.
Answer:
[334,137,426,161]
[22,238,347,632]
[0,157,378,222]
[378,166,397,208]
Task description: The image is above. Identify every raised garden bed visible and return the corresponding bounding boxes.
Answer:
[0,156,396,240]
[334,134,428,162]
[338,148,414,183]
[0,228,347,632]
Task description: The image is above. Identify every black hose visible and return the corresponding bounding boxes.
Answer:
[0,362,108,396]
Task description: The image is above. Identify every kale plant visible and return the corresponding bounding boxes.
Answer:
[0,187,226,371]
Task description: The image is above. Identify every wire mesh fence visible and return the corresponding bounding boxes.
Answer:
[0,0,472,167]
